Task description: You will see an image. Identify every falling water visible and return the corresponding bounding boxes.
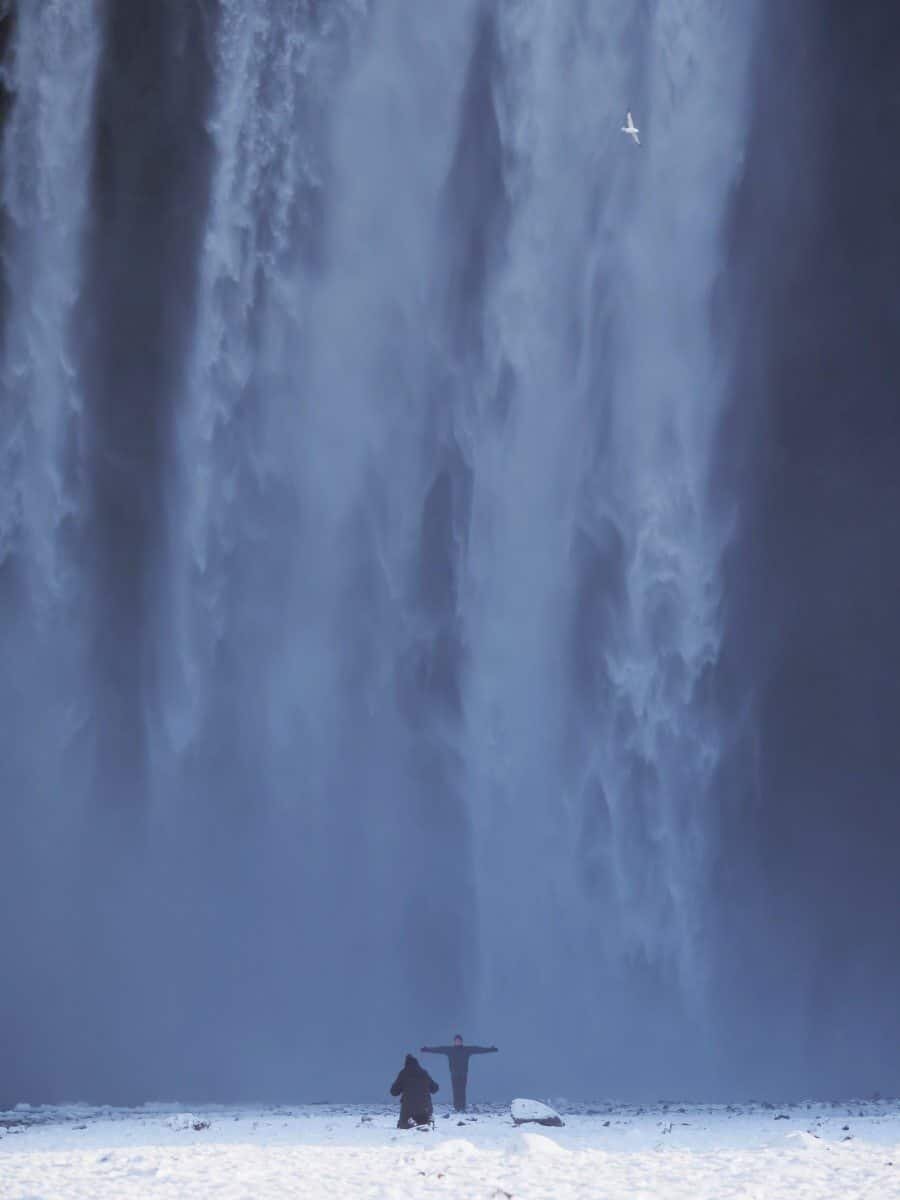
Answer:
[0,0,101,1098]
[444,2,753,1082]
[149,0,754,1094]
[3,0,899,1105]
[0,0,99,587]
[0,0,754,1100]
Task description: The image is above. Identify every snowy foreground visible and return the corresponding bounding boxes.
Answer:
[1,1098,898,1199]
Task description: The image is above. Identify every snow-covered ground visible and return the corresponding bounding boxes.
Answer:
[1,1098,898,1198]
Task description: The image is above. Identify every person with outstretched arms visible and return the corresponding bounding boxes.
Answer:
[420,1034,498,1112]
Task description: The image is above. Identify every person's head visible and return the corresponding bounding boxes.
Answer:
[453,1035,463,1046]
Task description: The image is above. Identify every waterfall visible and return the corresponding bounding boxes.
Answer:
[0,0,754,1101]
[149,0,753,1092]
[0,0,101,827]
[4,0,898,1105]
[444,1,754,1081]
[158,0,486,1078]
[0,0,99,590]
[0,0,102,1098]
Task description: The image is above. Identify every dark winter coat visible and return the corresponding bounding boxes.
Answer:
[390,1054,439,1126]
[421,1044,497,1080]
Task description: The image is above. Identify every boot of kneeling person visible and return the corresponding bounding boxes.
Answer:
[390,1053,439,1129]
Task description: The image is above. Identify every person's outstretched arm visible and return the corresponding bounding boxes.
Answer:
[420,1045,453,1055]
[468,1045,499,1054]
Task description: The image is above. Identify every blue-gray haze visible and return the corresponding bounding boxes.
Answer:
[0,1,897,1105]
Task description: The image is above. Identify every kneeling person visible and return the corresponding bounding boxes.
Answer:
[390,1054,439,1129]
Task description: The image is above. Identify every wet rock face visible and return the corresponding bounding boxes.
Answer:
[0,7,13,123]
[714,0,900,1093]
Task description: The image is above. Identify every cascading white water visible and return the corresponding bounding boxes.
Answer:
[155,0,754,1085]
[158,0,486,1058]
[437,2,756,1077]
[0,0,103,1097]
[597,1,752,990]
[0,0,100,836]
[0,0,760,1100]
[455,0,748,1071]
[0,0,99,596]
[5,0,900,1109]
[159,0,344,761]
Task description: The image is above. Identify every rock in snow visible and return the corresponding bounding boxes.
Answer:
[511,1098,565,1127]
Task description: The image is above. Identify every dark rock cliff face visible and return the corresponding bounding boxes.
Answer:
[716,0,900,1091]
[83,0,214,814]
[0,6,13,124]
[0,3,15,330]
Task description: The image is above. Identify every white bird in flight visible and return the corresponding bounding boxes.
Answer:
[621,111,640,145]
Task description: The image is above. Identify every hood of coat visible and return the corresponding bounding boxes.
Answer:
[403,1054,426,1074]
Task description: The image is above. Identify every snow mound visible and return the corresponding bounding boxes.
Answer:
[785,1130,825,1150]
[430,1138,478,1158]
[508,1130,568,1157]
[511,1098,565,1127]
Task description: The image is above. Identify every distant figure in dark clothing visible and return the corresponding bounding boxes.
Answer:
[390,1054,439,1129]
[421,1035,498,1112]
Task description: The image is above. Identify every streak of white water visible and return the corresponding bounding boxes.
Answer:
[0,0,100,603]
[602,0,753,990]
[158,0,485,1052]
[458,0,754,1043]
[159,0,753,1077]
[161,0,482,783]
[161,0,345,757]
